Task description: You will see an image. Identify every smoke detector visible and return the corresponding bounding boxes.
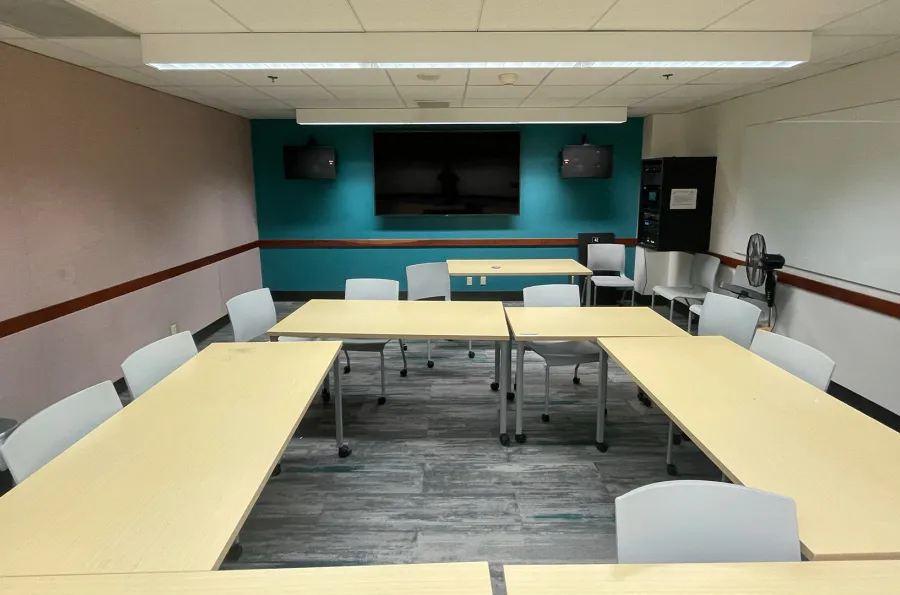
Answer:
[417,73,441,82]
[498,73,519,85]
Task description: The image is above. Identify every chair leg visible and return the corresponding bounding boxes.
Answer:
[426,339,434,368]
[631,289,636,306]
[687,312,693,334]
[668,300,675,321]
[343,350,351,373]
[399,340,408,377]
[468,339,474,359]
[378,351,386,405]
[542,365,550,423]
[651,293,656,309]
[573,363,581,385]
[666,420,677,476]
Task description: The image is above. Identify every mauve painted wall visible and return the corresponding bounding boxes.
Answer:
[0,43,261,420]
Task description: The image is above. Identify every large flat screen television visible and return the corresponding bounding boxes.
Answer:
[374,131,520,215]
[560,144,613,179]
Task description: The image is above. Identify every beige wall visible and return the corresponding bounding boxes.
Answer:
[0,43,261,420]
[643,53,900,414]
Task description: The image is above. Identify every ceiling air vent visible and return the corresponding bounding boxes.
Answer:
[416,101,451,109]
[0,0,134,37]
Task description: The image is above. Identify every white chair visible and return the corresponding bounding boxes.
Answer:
[121,331,198,399]
[406,262,473,369]
[616,480,801,564]
[652,253,720,320]
[343,278,406,405]
[584,244,635,306]
[687,266,769,333]
[0,381,122,484]
[751,331,835,391]
[523,284,602,423]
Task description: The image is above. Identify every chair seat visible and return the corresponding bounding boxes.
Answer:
[653,285,709,302]
[531,340,601,365]
[689,304,703,316]
[342,339,390,351]
[276,336,314,343]
[591,275,635,289]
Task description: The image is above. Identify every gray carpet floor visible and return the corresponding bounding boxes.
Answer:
[207,302,721,592]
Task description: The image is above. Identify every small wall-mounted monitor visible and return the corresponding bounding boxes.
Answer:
[560,144,613,179]
[283,145,337,179]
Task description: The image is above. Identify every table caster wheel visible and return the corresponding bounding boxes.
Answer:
[468,351,475,358]
[322,389,331,402]
[377,396,387,405]
[225,541,243,562]
[343,365,351,374]
[596,441,608,453]
[506,392,515,402]
[400,369,408,377]
[573,377,581,385]
[403,344,408,351]
[541,414,550,423]
[490,382,499,391]
[427,360,434,368]
[271,463,282,477]
[666,463,678,476]
[514,433,527,444]
[499,434,510,447]
[338,445,352,458]
[673,434,682,446]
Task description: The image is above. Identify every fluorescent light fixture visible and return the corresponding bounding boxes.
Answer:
[295,107,628,125]
[150,60,803,71]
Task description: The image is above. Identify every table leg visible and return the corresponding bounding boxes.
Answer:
[491,342,500,391]
[596,350,609,452]
[514,341,526,444]
[506,338,515,402]
[498,340,509,446]
[333,357,351,458]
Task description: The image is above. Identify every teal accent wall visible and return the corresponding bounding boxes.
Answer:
[252,120,644,291]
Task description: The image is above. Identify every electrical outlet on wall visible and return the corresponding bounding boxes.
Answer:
[480,276,487,286]
[466,277,473,286]
[170,324,178,335]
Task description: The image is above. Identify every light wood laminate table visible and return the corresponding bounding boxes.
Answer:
[503,306,686,448]
[269,300,512,450]
[447,258,592,280]
[598,335,900,561]
[0,562,492,595]
[0,341,342,577]
[505,561,900,595]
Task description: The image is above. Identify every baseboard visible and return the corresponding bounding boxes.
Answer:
[113,314,230,396]
[272,290,526,301]
[828,382,900,433]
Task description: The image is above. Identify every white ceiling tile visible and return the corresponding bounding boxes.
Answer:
[690,68,785,84]
[71,0,247,33]
[3,39,112,67]
[90,66,167,86]
[52,38,144,67]
[327,86,401,100]
[519,97,584,107]
[184,85,272,99]
[579,95,643,106]
[226,70,319,86]
[245,109,299,119]
[820,0,900,34]
[658,84,740,98]
[595,0,747,30]
[0,24,34,39]
[261,86,335,101]
[466,68,550,85]
[632,97,695,112]
[348,0,482,31]
[479,0,617,31]
[529,85,605,99]
[594,84,673,99]
[306,69,393,86]
[615,68,713,85]
[333,98,407,107]
[462,97,523,107]
[542,68,633,86]
[148,86,207,102]
[465,85,536,99]
[761,62,846,86]
[707,0,883,31]
[396,85,465,100]
[810,34,894,62]
[387,69,468,85]
[219,97,293,110]
[138,68,246,86]
[213,0,362,32]
[826,36,900,63]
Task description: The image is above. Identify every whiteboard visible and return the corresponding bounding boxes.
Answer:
[736,120,900,293]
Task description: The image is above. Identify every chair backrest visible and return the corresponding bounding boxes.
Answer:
[226,288,277,342]
[587,244,626,274]
[698,292,761,348]
[345,278,400,301]
[406,263,451,301]
[750,331,835,391]
[523,284,581,307]
[615,480,801,564]
[121,331,198,398]
[0,381,122,484]
[690,253,720,291]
